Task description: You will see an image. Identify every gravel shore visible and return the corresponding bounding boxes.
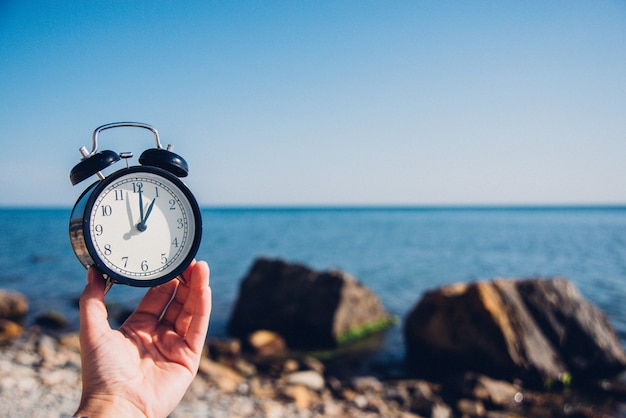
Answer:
[4,327,626,418]
[0,328,387,418]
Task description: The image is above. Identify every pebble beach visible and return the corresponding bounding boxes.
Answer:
[0,332,311,418]
[5,326,626,418]
[0,328,402,418]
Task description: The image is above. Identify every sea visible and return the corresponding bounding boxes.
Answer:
[2,206,626,368]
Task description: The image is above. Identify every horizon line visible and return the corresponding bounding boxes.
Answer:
[3,203,626,211]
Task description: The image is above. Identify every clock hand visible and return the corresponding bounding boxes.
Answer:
[138,190,145,226]
[125,191,134,229]
[124,190,141,239]
[142,197,157,225]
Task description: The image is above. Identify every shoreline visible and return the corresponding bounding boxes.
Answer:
[3,327,626,418]
[0,328,321,418]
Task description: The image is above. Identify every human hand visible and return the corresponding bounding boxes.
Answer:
[74,260,212,418]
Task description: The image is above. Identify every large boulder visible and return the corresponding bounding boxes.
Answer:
[404,277,626,384]
[228,258,394,350]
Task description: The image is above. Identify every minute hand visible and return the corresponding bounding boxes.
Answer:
[139,190,145,224]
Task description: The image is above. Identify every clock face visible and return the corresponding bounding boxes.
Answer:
[84,168,200,285]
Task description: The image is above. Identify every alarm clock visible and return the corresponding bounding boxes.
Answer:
[69,122,202,292]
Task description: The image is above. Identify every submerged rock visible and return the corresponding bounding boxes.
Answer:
[404,277,626,384]
[228,258,394,350]
[34,311,68,330]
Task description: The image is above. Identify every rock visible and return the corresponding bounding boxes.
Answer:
[280,384,313,409]
[232,358,258,377]
[383,384,410,409]
[59,333,81,351]
[431,402,453,418]
[249,376,278,398]
[402,380,443,416]
[0,290,28,321]
[516,278,626,378]
[262,400,288,418]
[34,311,68,330]
[352,393,368,409]
[198,357,245,393]
[207,337,242,360]
[456,398,485,416]
[37,334,58,361]
[40,368,76,386]
[283,370,326,391]
[13,347,38,366]
[0,319,22,343]
[281,358,299,373]
[248,330,287,356]
[351,376,383,393]
[300,356,325,375]
[464,373,521,406]
[228,257,393,349]
[404,277,626,384]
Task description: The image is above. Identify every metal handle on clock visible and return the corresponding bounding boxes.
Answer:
[83,122,164,158]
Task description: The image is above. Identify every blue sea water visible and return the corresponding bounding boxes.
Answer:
[2,207,626,364]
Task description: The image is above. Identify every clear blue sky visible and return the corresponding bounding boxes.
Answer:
[1,0,625,207]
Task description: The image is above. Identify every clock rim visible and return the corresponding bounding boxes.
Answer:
[72,165,203,287]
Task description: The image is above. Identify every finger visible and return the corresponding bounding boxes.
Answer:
[133,278,179,320]
[162,261,208,337]
[158,260,197,326]
[79,267,110,343]
[174,263,203,334]
[181,261,212,352]
[185,281,212,353]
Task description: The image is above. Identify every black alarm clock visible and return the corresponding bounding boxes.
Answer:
[69,122,202,292]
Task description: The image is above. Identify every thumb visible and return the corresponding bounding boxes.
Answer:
[79,267,111,342]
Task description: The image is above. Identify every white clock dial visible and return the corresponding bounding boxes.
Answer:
[88,171,196,280]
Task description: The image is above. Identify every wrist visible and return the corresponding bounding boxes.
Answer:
[74,394,146,418]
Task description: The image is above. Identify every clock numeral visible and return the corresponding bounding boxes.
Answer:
[104,244,112,256]
[177,218,183,229]
[101,205,112,216]
[133,182,144,193]
[114,190,124,201]
[121,256,129,268]
[172,237,179,248]
[154,187,160,198]
[94,224,103,236]
[141,260,149,272]
[161,253,167,264]
[169,199,177,210]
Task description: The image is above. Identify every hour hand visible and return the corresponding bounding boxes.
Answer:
[143,198,156,224]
